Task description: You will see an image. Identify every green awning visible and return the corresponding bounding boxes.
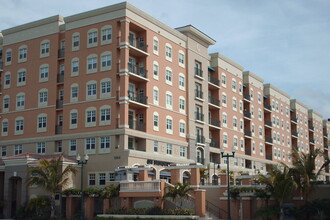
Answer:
[208,66,215,71]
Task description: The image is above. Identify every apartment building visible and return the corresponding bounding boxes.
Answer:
[0,1,329,217]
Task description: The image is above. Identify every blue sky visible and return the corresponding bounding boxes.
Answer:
[1,0,330,118]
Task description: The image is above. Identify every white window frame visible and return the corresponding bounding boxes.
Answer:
[101,25,112,45]
[87,29,98,48]
[72,32,80,51]
[165,43,172,62]
[85,107,97,127]
[39,64,49,82]
[40,40,50,58]
[166,116,173,134]
[100,105,111,126]
[153,36,159,55]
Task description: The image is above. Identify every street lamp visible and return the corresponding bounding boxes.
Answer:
[220,148,236,220]
[76,154,89,220]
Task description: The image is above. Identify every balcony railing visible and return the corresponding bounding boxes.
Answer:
[195,89,203,99]
[0,61,3,71]
[244,130,252,137]
[265,136,273,144]
[195,67,203,78]
[128,119,145,131]
[56,99,63,109]
[210,139,219,148]
[128,91,148,105]
[309,125,315,131]
[292,130,298,137]
[244,111,251,119]
[245,148,251,156]
[195,112,204,121]
[266,154,272,160]
[55,125,62,134]
[291,117,298,123]
[208,75,219,86]
[264,103,272,111]
[208,96,220,106]
[310,139,315,144]
[128,36,148,52]
[58,48,65,58]
[209,118,220,127]
[57,74,64,83]
[265,120,272,127]
[324,144,329,150]
[196,135,205,144]
[128,63,148,78]
[120,181,161,192]
[243,93,250,101]
[197,157,205,165]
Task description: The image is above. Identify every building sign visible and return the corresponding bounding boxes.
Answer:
[147,159,171,166]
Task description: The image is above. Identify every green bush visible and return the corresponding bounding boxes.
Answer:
[83,186,102,197]
[15,196,51,220]
[62,187,81,196]
[106,207,194,215]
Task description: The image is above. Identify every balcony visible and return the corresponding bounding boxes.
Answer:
[266,154,272,160]
[57,74,64,83]
[128,36,148,54]
[120,181,161,193]
[128,120,146,132]
[208,75,219,86]
[196,135,205,144]
[128,91,148,106]
[244,129,252,138]
[245,148,251,156]
[208,96,220,107]
[243,93,251,101]
[324,144,329,150]
[128,63,148,81]
[264,103,272,111]
[310,139,315,144]
[195,89,203,100]
[56,99,63,109]
[195,112,204,122]
[324,133,329,138]
[209,118,220,128]
[55,125,62,134]
[291,117,298,123]
[210,139,219,148]
[265,120,272,128]
[265,136,273,144]
[58,48,65,59]
[244,111,252,119]
[195,67,203,78]
[0,60,3,71]
[309,125,315,131]
[292,130,298,138]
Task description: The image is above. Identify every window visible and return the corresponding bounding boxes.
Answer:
[70,140,77,152]
[258,109,262,120]
[101,25,112,44]
[154,141,158,152]
[178,51,185,67]
[18,46,27,61]
[179,74,185,90]
[233,136,238,149]
[257,93,262,103]
[166,144,172,155]
[40,65,49,81]
[240,139,244,150]
[16,93,25,109]
[87,82,97,98]
[86,138,96,150]
[166,92,173,109]
[72,33,80,50]
[5,49,12,64]
[221,74,226,86]
[88,29,98,46]
[3,96,9,111]
[223,133,228,146]
[70,111,78,126]
[15,145,23,155]
[17,69,26,86]
[180,146,186,157]
[165,67,172,84]
[99,173,106,185]
[71,85,78,101]
[233,117,237,129]
[239,82,242,94]
[100,136,110,149]
[86,110,96,123]
[232,79,236,91]
[4,72,11,88]
[2,119,8,136]
[232,98,237,110]
[153,37,159,55]
[195,105,203,121]
[37,142,46,154]
[87,55,98,72]
[40,41,50,56]
[179,97,185,113]
[222,93,227,106]
[89,173,96,185]
[222,113,227,126]
[38,115,47,129]
[101,53,112,68]
[1,146,6,157]
[71,58,79,75]
[153,112,159,130]
[166,116,173,134]
[100,107,111,125]
[39,90,48,104]
[250,89,254,100]
[100,80,111,96]
[179,120,186,137]
[165,43,172,61]
[259,127,263,136]
[109,172,115,181]
[153,62,159,79]
[239,101,243,112]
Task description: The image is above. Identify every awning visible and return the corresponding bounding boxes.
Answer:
[208,66,215,71]
[264,95,268,99]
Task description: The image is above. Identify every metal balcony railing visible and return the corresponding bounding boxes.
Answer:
[209,118,220,127]
[208,96,220,106]
[243,93,250,101]
[244,111,251,119]
[196,135,205,144]
[244,129,252,137]
[245,148,251,156]
[208,75,219,86]
[264,103,272,111]
[128,36,148,52]
[195,89,203,99]
[57,74,64,83]
[266,154,272,160]
[128,119,145,131]
[265,120,272,127]
[128,63,148,78]
[58,48,65,58]
[195,112,204,121]
[128,91,148,105]
[309,125,315,131]
[265,136,273,144]
[292,130,298,137]
[56,99,63,109]
[210,139,219,148]
[195,67,203,78]
[291,117,298,123]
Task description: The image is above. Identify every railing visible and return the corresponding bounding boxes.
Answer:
[208,75,219,86]
[56,99,63,109]
[243,93,250,101]
[58,48,65,58]
[128,63,148,78]
[264,103,272,111]
[324,144,329,150]
[244,130,252,137]
[195,67,203,78]
[245,148,251,156]
[309,125,315,131]
[209,118,220,127]
[127,91,148,105]
[195,89,203,99]
[310,139,315,144]
[128,36,148,52]
[55,125,62,134]
[57,74,64,83]
[128,120,145,131]
[208,95,220,106]
[121,181,160,192]
[266,154,272,160]
[265,136,273,144]
[196,135,205,144]
[210,139,219,148]
[244,111,251,119]
[265,120,272,127]
[195,112,204,121]
[291,117,298,123]
[0,60,3,71]
[292,130,298,137]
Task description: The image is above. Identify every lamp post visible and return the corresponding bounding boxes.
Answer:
[220,148,235,220]
[76,154,89,220]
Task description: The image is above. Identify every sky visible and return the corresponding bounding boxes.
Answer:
[1,0,330,118]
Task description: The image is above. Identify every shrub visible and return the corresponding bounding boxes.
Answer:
[106,207,194,215]
[62,187,81,196]
[83,186,102,197]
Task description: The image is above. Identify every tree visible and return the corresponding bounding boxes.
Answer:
[26,155,77,218]
[199,168,209,185]
[291,148,330,203]
[256,164,297,220]
[101,184,120,199]
[164,182,194,208]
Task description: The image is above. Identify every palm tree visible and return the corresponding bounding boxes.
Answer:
[26,155,77,218]
[199,168,209,185]
[101,184,120,212]
[291,148,330,203]
[256,164,297,220]
[164,182,194,208]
